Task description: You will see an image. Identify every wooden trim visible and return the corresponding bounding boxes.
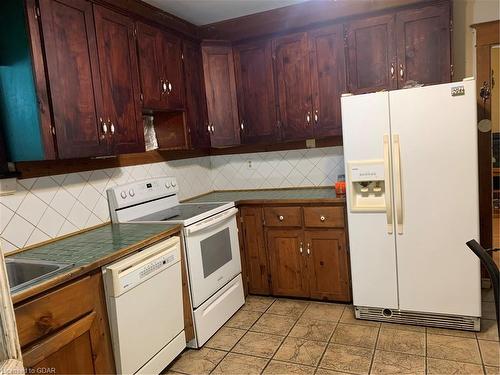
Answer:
[472,20,499,249]
[22,311,96,367]
[9,225,182,304]
[199,0,435,41]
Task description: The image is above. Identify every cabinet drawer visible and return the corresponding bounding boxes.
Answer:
[15,276,95,348]
[264,207,302,227]
[304,206,344,228]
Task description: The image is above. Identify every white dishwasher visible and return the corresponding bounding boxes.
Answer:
[103,236,186,374]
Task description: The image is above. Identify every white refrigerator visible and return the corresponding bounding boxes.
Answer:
[341,78,481,330]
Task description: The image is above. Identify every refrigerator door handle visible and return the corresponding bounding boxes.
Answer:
[383,135,393,234]
[393,134,404,234]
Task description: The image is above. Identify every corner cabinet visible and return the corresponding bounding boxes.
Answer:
[202,42,241,147]
[14,272,115,374]
[239,203,351,302]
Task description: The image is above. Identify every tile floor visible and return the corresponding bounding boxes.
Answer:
[166,290,499,375]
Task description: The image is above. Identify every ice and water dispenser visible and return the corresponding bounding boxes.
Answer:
[347,160,387,212]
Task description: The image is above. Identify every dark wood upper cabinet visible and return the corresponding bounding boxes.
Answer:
[183,40,210,149]
[136,22,164,110]
[234,40,277,144]
[38,0,108,159]
[308,24,346,137]
[161,33,185,110]
[273,32,313,141]
[94,5,145,155]
[395,3,451,86]
[202,43,240,147]
[345,13,397,94]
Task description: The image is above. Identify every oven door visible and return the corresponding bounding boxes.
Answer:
[184,208,241,308]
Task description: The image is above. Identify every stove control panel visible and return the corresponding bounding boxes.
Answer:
[107,177,179,211]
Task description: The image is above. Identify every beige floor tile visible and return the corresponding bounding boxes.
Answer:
[426,358,484,374]
[483,302,497,320]
[267,299,309,318]
[289,318,337,342]
[263,360,316,374]
[377,328,425,356]
[242,296,276,313]
[250,313,297,336]
[485,365,500,375]
[370,350,425,375]
[232,331,284,358]
[482,288,495,302]
[380,322,426,333]
[273,337,327,366]
[225,309,262,329]
[477,320,500,342]
[319,344,373,375]
[427,326,476,338]
[170,348,226,375]
[479,339,500,367]
[315,368,353,375]
[339,306,380,327]
[212,353,269,374]
[205,327,247,351]
[426,333,481,364]
[301,302,345,322]
[331,323,379,349]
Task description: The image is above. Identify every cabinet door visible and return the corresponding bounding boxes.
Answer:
[183,41,210,148]
[183,41,210,149]
[161,33,185,110]
[304,230,350,302]
[309,24,346,137]
[136,22,164,110]
[234,40,277,144]
[395,4,451,86]
[241,207,270,295]
[94,5,144,155]
[267,229,308,297]
[202,44,240,147]
[345,14,397,94]
[39,0,108,159]
[273,32,313,141]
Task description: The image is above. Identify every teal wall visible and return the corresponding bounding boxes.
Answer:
[0,0,45,161]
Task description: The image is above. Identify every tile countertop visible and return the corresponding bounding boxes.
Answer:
[7,223,181,304]
[184,187,345,204]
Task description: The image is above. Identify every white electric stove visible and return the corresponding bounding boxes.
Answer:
[107,177,245,348]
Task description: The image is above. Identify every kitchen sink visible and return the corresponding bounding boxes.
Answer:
[5,258,73,293]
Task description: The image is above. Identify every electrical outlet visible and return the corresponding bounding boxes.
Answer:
[247,160,252,169]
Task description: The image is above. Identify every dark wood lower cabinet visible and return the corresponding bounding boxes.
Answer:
[239,204,351,302]
[15,272,115,374]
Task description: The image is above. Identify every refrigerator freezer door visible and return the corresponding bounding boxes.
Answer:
[389,80,481,317]
[341,92,399,309]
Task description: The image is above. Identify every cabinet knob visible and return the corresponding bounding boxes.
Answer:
[240,121,244,131]
[399,64,404,78]
[390,63,395,79]
[320,215,326,222]
[299,242,303,254]
[110,122,115,135]
[211,124,215,133]
[278,215,284,221]
[167,80,173,93]
[161,79,167,93]
[306,112,311,125]
[307,243,311,255]
[314,110,319,124]
[101,119,108,135]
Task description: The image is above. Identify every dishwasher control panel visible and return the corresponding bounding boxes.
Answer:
[104,236,181,297]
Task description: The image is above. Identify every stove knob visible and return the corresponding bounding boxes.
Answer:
[165,181,171,188]
[120,191,127,199]
[129,189,135,197]
[171,181,177,187]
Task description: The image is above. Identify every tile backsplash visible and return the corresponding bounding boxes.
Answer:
[0,146,343,253]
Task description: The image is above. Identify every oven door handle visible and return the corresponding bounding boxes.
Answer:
[186,208,239,236]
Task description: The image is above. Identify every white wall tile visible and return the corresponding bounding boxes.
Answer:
[1,146,344,253]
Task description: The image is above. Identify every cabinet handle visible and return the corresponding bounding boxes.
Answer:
[161,79,167,93]
[167,81,173,93]
[299,242,303,254]
[240,121,244,131]
[307,243,311,255]
[278,215,284,221]
[314,110,319,124]
[399,64,404,79]
[110,121,115,135]
[320,215,326,222]
[211,124,215,133]
[306,112,311,125]
[390,63,395,79]
[207,124,211,133]
[101,118,108,134]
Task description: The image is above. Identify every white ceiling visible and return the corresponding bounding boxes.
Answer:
[143,0,310,26]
